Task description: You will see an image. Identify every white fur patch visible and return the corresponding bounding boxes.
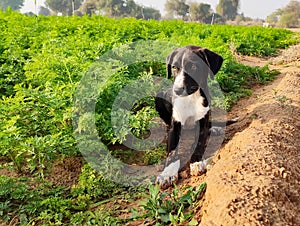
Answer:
[190,160,208,176]
[156,160,180,188]
[210,126,225,136]
[173,91,209,128]
[159,160,180,178]
[173,70,185,91]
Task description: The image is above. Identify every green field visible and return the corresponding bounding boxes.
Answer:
[0,9,298,225]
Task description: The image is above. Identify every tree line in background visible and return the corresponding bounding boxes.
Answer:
[0,0,24,11]
[0,0,299,27]
[164,0,239,23]
[266,0,300,28]
[38,0,162,19]
[79,0,161,19]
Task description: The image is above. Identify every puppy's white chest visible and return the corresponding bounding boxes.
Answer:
[173,92,209,128]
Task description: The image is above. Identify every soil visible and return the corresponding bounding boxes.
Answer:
[1,42,299,225]
[44,157,83,188]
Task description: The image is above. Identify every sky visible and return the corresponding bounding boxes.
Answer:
[21,0,292,19]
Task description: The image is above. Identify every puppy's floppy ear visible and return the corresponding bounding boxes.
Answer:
[166,48,178,79]
[202,48,223,79]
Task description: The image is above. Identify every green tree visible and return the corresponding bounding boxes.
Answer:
[189,2,212,23]
[277,0,300,28]
[266,10,281,25]
[212,13,226,24]
[277,13,298,27]
[266,0,300,28]
[80,0,99,15]
[122,0,161,19]
[0,0,24,11]
[81,0,131,17]
[79,0,161,19]
[45,0,84,15]
[101,0,124,17]
[165,0,189,19]
[123,0,138,17]
[231,0,239,8]
[216,0,239,20]
[39,6,51,16]
[139,6,161,20]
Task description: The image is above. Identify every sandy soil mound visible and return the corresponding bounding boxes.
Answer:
[187,46,300,225]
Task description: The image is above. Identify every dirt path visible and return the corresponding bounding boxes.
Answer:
[182,45,300,225]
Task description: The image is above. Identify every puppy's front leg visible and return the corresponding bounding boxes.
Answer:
[156,121,181,189]
[190,114,210,176]
[167,121,181,154]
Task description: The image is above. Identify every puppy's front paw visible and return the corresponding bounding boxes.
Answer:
[209,126,225,136]
[156,174,178,189]
[156,160,180,189]
[190,160,208,176]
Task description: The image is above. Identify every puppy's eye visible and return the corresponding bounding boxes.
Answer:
[191,64,197,70]
[171,66,179,72]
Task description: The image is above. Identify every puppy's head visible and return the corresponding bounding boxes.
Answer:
[166,46,223,97]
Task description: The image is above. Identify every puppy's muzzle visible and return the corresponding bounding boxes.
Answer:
[174,85,199,96]
[174,86,186,96]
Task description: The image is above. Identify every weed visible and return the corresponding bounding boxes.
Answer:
[273,89,292,108]
[0,166,145,225]
[142,144,166,165]
[134,183,207,225]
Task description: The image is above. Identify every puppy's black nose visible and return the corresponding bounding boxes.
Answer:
[174,87,185,96]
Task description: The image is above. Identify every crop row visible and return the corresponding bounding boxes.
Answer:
[0,10,298,171]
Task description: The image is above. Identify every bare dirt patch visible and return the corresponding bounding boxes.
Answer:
[44,157,84,188]
[0,161,19,178]
[177,44,300,225]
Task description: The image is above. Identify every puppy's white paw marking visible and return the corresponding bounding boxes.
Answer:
[210,126,224,136]
[190,160,208,176]
[156,160,180,189]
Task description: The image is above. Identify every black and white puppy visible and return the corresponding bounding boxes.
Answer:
[155,46,223,189]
